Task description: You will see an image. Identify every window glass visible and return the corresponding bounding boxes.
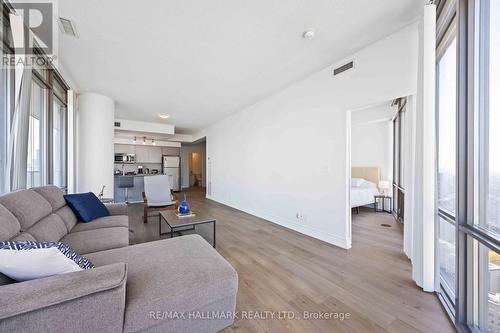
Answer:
[52,98,66,188]
[473,240,500,332]
[437,37,457,215]
[478,0,500,237]
[0,52,10,194]
[439,217,456,297]
[27,80,47,188]
[399,108,406,188]
[394,116,400,186]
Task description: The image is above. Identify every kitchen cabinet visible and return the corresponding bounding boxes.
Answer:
[135,145,162,163]
[162,147,180,155]
[134,145,149,163]
[149,146,162,163]
[114,144,135,154]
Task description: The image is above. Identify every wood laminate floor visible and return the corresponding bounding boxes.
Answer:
[127,187,455,333]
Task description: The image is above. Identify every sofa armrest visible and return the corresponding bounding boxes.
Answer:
[105,202,128,216]
[0,263,127,332]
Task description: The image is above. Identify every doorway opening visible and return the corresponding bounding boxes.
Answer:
[180,139,206,196]
[348,99,405,247]
[189,152,203,187]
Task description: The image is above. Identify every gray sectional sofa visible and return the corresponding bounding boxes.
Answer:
[0,186,238,333]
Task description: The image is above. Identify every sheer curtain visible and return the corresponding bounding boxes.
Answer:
[410,2,437,292]
[3,12,33,192]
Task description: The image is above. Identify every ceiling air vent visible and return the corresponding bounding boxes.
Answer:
[333,61,354,76]
[114,122,121,127]
[58,17,78,38]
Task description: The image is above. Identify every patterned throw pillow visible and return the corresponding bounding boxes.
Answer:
[0,241,95,281]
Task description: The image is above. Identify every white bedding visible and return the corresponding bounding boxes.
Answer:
[351,180,380,208]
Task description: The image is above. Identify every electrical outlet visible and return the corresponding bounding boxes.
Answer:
[296,212,306,222]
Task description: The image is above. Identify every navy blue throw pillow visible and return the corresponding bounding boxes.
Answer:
[64,192,110,222]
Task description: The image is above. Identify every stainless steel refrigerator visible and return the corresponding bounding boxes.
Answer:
[162,155,181,191]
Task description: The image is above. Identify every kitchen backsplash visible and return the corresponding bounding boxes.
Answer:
[114,162,162,174]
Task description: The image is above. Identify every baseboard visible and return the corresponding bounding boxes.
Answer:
[205,196,351,249]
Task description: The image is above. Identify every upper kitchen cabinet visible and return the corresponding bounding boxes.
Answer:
[149,146,163,163]
[162,147,180,155]
[135,145,162,163]
[115,144,135,154]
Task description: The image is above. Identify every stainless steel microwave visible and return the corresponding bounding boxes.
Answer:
[114,153,136,164]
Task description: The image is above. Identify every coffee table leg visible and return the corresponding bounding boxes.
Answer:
[171,226,174,239]
[213,221,216,248]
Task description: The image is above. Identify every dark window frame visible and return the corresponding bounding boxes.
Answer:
[436,0,500,331]
[392,97,406,222]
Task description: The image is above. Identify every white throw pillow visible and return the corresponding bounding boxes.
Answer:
[0,241,94,281]
[351,178,366,187]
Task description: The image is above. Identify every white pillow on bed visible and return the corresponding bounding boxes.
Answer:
[351,178,366,187]
[362,180,378,189]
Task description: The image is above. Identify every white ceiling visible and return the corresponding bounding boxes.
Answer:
[58,0,422,134]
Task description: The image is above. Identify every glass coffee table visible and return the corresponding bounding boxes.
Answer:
[159,211,216,248]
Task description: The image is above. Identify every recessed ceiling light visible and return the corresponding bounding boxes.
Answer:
[158,113,170,119]
[302,29,315,40]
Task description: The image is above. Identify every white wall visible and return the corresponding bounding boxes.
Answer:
[351,104,394,183]
[76,93,114,197]
[204,23,419,249]
[180,142,206,188]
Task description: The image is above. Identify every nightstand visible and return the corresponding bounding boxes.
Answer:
[374,195,392,213]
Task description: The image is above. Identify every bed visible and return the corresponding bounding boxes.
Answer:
[351,167,381,209]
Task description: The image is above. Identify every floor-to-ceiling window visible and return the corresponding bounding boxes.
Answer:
[0,2,14,194]
[392,97,406,223]
[26,61,69,190]
[1,1,70,192]
[470,0,500,330]
[436,0,500,331]
[436,2,457,312]
[27,76,48,188]
[51,78,68,189]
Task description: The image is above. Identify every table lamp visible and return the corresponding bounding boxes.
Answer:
[378,180,390,196]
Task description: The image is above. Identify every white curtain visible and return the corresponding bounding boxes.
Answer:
[409,2,437,292]
[5,64,31,192]
[4,13,33,192]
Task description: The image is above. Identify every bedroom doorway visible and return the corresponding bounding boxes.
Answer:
[348,100,400,246]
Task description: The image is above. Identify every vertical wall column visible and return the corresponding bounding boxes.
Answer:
[76,93,114,197]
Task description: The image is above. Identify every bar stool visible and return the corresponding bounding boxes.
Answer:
[118,176,134,203]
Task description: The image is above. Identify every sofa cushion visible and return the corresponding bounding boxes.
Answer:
[64,192,110,222]
[0,190,52,231]
[85,235,238,333]
[25,214,68,242]
[60,227,129,255]
[33,186,66,211]
[54,206,78,232]
[70,216,128,233]
[9,232,37,242]
[0,204,20,240]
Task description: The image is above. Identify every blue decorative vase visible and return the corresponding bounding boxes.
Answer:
[179,195,190,215]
